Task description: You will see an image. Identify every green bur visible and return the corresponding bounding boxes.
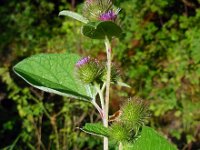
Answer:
[108,99,149,144]
[109,123,129,142]
[76,57,103,84]
[120,100,150,130]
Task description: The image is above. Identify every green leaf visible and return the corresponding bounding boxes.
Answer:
[82,21,122,39]
[124,126,177,150]
[117,80,131,88]
[59,10,89,24]
[81,123,109,137]
[13,53,95,101]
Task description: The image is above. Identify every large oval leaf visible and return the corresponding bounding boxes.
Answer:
[13,53,95,101]
[124,126,177,150]
[82,21,122,39]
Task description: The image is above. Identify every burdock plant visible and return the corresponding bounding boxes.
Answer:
[13,0,177,150]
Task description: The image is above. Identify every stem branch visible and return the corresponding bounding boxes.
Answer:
[95,83,105,112]
[50,115,60,150]
[92,100,104,119]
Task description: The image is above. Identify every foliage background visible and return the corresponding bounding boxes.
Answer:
[0,0,200,149]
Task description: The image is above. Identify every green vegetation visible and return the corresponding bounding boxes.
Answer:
[0,0,200,149]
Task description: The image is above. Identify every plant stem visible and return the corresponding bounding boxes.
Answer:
[50,115,60,150]
[103,36,112,150]
[95,83,105,112]
[31,97,51,119]
[119,142,123,150]
[92,100,104,118]
[53,124,60,150]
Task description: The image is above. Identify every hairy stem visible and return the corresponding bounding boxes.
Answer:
[95,83,105,112]
[103,36,112,150]
[119,142,123,150]
[92,100,104,119]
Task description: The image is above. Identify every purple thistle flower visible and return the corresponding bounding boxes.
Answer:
[86,0,93,4]
[76,56,90,67]
[99,10,117,21]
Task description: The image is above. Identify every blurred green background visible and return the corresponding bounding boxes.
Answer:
[0,0,200,149]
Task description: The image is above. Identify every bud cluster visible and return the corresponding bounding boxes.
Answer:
[108,98,150,144]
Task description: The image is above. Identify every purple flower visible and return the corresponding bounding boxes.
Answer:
[76,56,90,67]
[99,10,117,21]
[86,0,93,5]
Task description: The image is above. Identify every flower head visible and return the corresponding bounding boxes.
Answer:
[109,123,129,142]
[120,98,150,130]
[75,56,103,84]
[99,10,117,21]
[108,98,149,144]
[76,56,90,68]
[86,0,93,4]
[83,0,120,22]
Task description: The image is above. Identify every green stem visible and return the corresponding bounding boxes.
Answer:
[50,115,60,150]
[54,123,60,150]
[103,36,112,150]
[31,97,51,119]
[9,134,21,150]
[119,142,123,150]
[101,82,106,93]
[32,96,60,149]
[95,83,105,112]
[92,100,104,118]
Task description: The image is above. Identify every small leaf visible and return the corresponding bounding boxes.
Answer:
[13,53,95,101]
[82,21,122,39]
[59,10,89,24]
[117,81,131,88]
[81,123,109,137]
[124,126,177,150]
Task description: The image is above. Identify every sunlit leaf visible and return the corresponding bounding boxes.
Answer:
[13,53,95,101]
[124,126,177,150]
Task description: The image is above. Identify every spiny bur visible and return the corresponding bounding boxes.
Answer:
[75,56,103,84]
[109,123,129,143]
[120,98,150,131]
